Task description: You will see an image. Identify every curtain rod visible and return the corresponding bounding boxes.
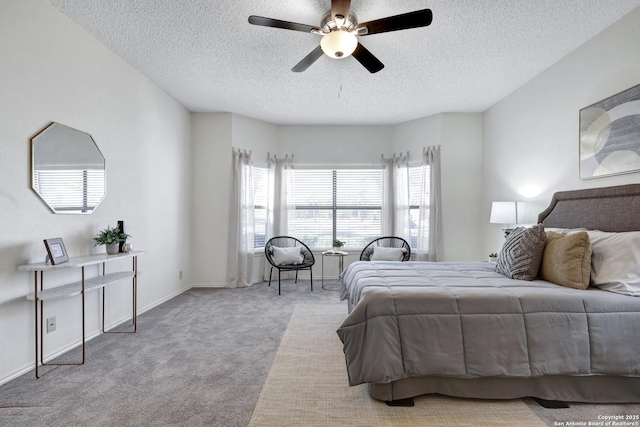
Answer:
[380,151,410,159]
[380,145,442,159]
[292,163,383,170]
[423,145,441,152]
[232,147,252,155]
[267,152,294,160]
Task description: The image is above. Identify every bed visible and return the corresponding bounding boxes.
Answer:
[337,184,640,403]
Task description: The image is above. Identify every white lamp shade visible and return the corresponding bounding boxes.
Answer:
[490,201,518,224]
[320,30,358,59]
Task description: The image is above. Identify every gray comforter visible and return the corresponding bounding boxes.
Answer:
[337,261,640,387]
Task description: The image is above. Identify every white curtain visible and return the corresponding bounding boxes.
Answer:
[381,156,395,236]
[416,145,443,261]
[264,153,294,280]
[382,154,411,241]
[226,149,255,288]
[382,147,443,261]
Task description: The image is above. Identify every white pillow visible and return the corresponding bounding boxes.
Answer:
[271,246,304,266]
[371,246,406,261]
[587,230,640,297]
[544,227,587,235]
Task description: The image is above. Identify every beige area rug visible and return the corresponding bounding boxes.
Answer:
[249,304,547,427]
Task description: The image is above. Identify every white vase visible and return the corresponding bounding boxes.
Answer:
[489,256,497,263]
[106,243,120,255]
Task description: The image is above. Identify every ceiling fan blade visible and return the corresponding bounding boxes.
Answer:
[292,46,324,72]
[331,0,351,23]
[352,43,384,73]
[357,9,433,36]
[248,15,320,34]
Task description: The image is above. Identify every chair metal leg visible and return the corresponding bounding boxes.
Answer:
[268,267,273,287]
[295,270,298,284]
[278,269,281,296]
[310,268,313,292]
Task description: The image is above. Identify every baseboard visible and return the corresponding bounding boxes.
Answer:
[0,284,192,387]
[191,283,226,288]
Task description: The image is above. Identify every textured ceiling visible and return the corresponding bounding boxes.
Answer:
[49,0,640,125]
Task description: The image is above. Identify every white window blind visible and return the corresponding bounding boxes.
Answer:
[408,164,430,249]
[252,166,268,248]
[290,168,383,248]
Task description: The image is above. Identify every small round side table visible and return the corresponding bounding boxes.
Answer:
[321,250,347,290]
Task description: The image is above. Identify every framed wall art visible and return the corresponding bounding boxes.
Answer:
[579,83,640,180]
[44,237,69,265]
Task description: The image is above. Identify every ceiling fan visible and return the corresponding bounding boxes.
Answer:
[248,0,433,73]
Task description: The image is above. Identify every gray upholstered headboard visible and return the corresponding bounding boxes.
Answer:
[538,184,640,232]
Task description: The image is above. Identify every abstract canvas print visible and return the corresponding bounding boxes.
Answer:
[580,83,640,179]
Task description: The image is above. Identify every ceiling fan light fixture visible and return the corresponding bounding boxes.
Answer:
[320,30,357,59]
[249,7,432,72]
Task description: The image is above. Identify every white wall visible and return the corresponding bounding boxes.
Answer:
[0,0,191,384]
[190,113,278,286]
[277,125,394,165]
[482,6,640,255]
[233,114,279,165]
[190,113,232,287]
[394,114,484,261]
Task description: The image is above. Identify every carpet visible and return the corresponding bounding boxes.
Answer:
[0,285,340,427]
[249,304,548,427]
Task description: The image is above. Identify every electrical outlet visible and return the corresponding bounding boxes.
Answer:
[179,270,183,280]
[46,316,56,333]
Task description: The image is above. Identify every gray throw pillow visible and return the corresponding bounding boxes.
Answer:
[496,224,546,281]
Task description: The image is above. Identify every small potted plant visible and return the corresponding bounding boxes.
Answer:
[332,239,345,249]
[488,253,498,262]
[94,225,131,255]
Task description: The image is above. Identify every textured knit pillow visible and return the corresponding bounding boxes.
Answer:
[496,224,546,281]
[540,231,592,290]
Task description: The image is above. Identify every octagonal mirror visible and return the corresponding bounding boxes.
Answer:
[31,122,105,214]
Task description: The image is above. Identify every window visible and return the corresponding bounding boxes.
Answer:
[408,163,430,249]
[252,165,268,248]
[290,168,383,249]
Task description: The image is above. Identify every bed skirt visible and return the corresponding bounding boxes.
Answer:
[368,375,640,403]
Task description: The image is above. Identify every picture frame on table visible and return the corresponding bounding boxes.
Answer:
[43,237,69,265]
[579,83,640,180]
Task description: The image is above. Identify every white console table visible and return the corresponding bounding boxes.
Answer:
[19,251,144,378]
